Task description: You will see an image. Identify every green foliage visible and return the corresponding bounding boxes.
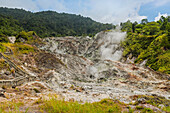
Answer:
[134,95,170,112]
[166,22,170,36]
[141,19,148,25]
[121,16,170,74]
[142,22,160,35]
[0,44,6,52]
[16,31,34,42]
[135,24,144,33]
[0,34,9,43]
[0,7,114,37]
[0,14,23,36]
[141,108,153,113]
[163,106,170,112]
[136,35,170,73]
[121,20,133,33]
[15,31,43,46]
[15,43,35,54]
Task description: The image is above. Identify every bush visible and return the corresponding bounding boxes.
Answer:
[15,43,35,54]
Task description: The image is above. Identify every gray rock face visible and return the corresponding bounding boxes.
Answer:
[41,30,126,61]
[34,30,170,103]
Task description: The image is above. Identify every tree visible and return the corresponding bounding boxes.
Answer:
[0,7,114,37]
[143,22,160,35]
[132,21,138,33]
[166,22,170,37]
[120,20,132,33]
[141,19,148,25]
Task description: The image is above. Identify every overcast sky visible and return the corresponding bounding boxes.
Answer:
[0,0,169,24]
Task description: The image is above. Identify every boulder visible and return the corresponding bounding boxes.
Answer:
[8,36,16,43]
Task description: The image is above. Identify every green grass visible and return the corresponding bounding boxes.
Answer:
[0,100,24,113]
[162,106,170,112]
[15,43,35,54]
[0,96,168,113]
[1,42,36,55]
[40,98,123,113]
[132,95,170,112]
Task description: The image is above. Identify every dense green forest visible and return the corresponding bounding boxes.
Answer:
[121,16,170,74]
[0,7,114,37]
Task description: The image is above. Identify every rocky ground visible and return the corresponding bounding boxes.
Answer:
[0,30,169,112]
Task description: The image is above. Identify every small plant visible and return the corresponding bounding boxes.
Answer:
[141,108,153,113]
[0,100,24,113]
[34,98,43,104]
[136,106,143,110]
[128,107,134,113]
[2,85,6,89]
[163,106,170,112]
[33,88,40,93]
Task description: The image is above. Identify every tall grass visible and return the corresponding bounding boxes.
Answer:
[41,98,122,113]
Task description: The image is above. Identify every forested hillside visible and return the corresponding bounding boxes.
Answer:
[121,17,170,74]
[0,7,114,37]
[0,14,24,36]
[0,7,169,74]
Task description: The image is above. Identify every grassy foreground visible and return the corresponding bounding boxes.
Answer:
[40,98,123,113]
[1,95,170,113]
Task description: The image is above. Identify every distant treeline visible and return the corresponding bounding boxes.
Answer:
[121,17,170,74]
[0,7,114,37]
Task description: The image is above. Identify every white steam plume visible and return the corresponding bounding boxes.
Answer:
[99,28,126,61]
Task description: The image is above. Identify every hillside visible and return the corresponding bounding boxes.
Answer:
[121,17,170,74]
[0,30,169,112]
[0,7,170,113]
[0,7,114,37]
[0,14,24,37]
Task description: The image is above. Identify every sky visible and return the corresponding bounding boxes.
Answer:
[0,0,169,24]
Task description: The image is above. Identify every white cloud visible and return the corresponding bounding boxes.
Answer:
[0,0,67,12]
[33,0,67,12]
[155,12,168,22]
[79,0,152,24]
[0,0,168,24]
